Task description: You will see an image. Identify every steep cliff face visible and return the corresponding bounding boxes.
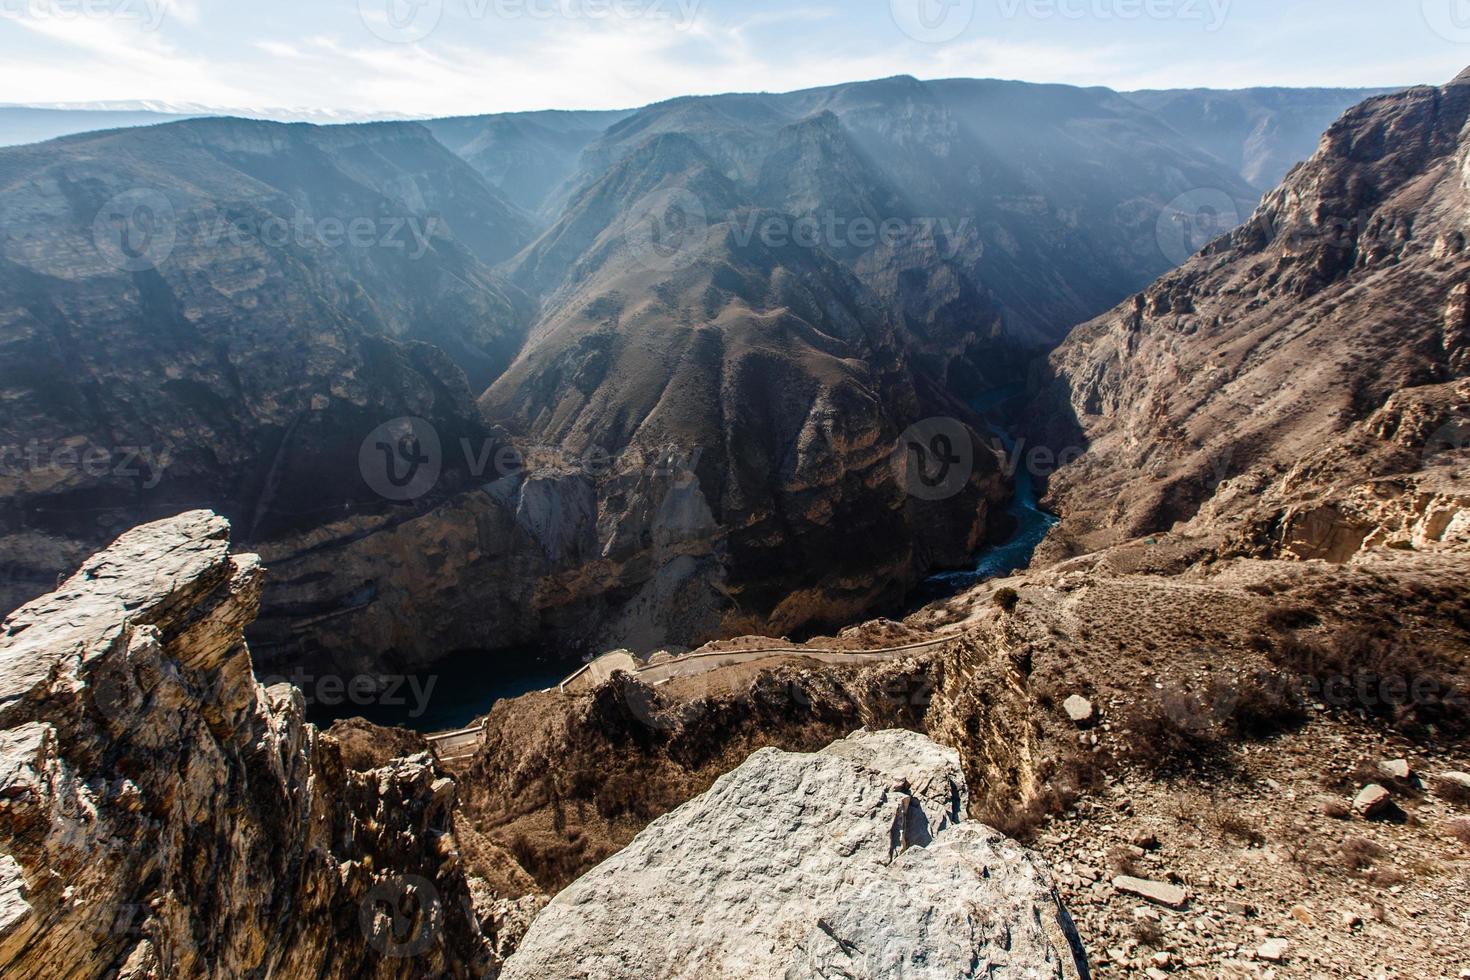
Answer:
[447,620,1043,900]
[1036,72,1470,561]
[485,205,1007,649]
[0,512,490,978]
[0,118,532,620]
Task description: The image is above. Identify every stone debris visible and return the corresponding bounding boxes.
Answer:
[1257,937,1289,962]
[1063,695,1096,725]
[1113,875,1189,910]
[1379,759,1412,781]
[1354,784,1394,819]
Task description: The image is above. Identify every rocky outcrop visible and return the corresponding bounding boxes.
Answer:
[0,512,489,978]
[1035,71,1470,563]
[452,617,1048,899]
[501,729,1089,980]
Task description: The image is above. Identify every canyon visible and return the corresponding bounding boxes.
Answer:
[0,78,1376,681]
[1,67,1468,979]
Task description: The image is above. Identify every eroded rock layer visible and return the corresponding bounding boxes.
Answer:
[0,512,489,978]
[1036,71,1470,562]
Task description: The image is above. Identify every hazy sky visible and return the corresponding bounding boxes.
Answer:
[0,0,1463,117]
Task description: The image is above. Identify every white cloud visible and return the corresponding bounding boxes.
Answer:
[0,0,1457,118]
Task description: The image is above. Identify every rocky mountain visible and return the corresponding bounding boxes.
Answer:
[424,110,634,216]
[0,75,1410,678]
[0,117,538,641]
[514,76,1263,355]
[1035,69,1470,561]
[1123,86,1394,190]
[406,75,1280,661]
[482,189,1006,650]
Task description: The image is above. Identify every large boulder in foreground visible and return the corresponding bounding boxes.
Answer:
[502,729,1089,979]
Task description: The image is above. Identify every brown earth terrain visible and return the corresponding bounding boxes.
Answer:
[430,71,1470,974]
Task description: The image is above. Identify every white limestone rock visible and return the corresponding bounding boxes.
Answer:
[502,729,1088,980]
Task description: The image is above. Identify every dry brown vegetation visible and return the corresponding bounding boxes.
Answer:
[1211,810,1266,848]
[976,752,1106,844]
[1269,629,1470,738]
[1338,836,1388,873]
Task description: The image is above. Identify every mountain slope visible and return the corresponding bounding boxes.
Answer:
[0,118,533,616]
[451,75,1270,654]
[0,106,202,148]
[425,109,634,216]
[1035,70,1470,562]
[1124,86,1395,190]
[516,76,1262,354]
